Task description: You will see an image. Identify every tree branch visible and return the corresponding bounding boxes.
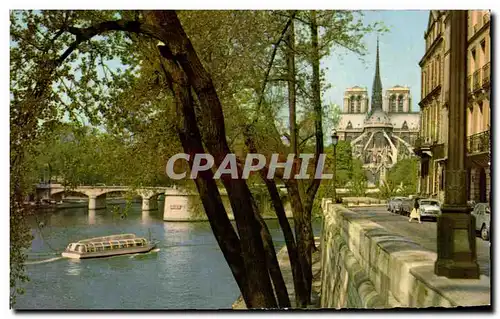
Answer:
[298,133,315,147]
[252,10,297,124]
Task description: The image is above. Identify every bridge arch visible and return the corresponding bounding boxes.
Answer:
[95,189,137,198]
[142,191,166,201]
[50,190,89,201]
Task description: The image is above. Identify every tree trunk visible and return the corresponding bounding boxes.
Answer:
[304,10,323,253]
[287,18,298,156]
[245,132,307,307]
[285,179,312,304]
[159,58,254,305]
[250,195,291,308]
[263,178,309,307]
[284,19,310,307]
[150,11,277,308]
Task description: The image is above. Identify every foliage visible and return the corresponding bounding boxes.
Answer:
[349,159,367,197]
[378,178,397,199]
[386,157,418,196]
[29,123,175,188]
[312,141,359,216]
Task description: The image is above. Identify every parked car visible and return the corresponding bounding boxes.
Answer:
[388,197,404,213]
[418,199,441,220]
[398,197,414,216]
[471,203,490,241]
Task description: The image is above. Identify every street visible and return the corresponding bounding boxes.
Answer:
[351,206,491,277]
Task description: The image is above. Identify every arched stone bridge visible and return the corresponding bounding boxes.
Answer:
[36,184,175,211]
[35,183,292,220]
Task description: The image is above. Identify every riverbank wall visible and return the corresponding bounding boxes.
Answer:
[163,192,293,221]
[319,198,490,308]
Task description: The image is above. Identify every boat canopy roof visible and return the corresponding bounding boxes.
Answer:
[66,237,148,253]
[78,233,137,244]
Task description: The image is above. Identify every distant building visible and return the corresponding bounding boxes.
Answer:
[336,39,420,186]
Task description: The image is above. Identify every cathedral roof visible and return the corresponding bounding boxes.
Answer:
[364,108,393,128]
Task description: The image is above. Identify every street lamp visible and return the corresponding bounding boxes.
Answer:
[331,129,339,202]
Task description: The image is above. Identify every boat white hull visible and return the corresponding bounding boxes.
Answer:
[62,244,156,259]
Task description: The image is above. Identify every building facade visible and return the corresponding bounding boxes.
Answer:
[415,10,490,203]
[336,40,420,186]
[466,10,491,203]
[414,10,448,202]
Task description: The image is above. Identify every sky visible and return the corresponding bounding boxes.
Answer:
[322,10,429,112]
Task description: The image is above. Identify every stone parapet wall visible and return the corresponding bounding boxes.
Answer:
[341,197,386,207]
[320,198,490,308]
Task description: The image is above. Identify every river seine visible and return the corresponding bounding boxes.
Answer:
[16,201,322,309]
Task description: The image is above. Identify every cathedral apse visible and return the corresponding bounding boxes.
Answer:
[336,39,420,186]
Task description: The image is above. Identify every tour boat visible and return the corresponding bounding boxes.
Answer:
[62,234,157,259]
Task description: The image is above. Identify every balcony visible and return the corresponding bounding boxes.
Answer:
[482,62,490,88]
[473,69,481,92]
[467,130,490,155]
[414,135,433,158]
[467,75,473,95]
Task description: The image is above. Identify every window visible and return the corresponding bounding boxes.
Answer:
[346,121,353,129]
[421,160,429,176]
[355,96,361,113]
[424,70,428,95]
[431,61,435,87]
[436,104,440,140]
[436,55,441,83]
[390,95,397,112]
[76,245,85,253]
[480,39,486,65]
[422,72,426,96]
[471,49,477,72]
[440,167,445,191]
[349,96,355,113]
[468,108,473,135]
[421,72,425,97]
[398,95,404,112]
[402,121,408,130]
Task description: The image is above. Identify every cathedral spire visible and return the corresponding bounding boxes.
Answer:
[370,36,383,113]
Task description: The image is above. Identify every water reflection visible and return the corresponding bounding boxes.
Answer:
[141,210,152,225]
[66,259,82,276]
[88,210,96,225]
[162,222,210,246]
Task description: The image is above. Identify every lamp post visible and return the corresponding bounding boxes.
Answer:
[331,129,339,202]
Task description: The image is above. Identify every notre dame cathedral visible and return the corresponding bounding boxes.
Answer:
[336,39,420,186]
